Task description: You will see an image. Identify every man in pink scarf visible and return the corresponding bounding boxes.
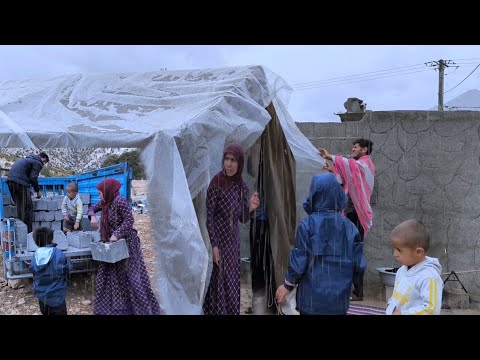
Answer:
[319,139,375,301]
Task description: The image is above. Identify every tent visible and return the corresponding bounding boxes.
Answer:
[0,65,324,314]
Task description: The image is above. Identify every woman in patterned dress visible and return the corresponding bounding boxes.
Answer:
[88,178,161,315]
[203,143,259,315]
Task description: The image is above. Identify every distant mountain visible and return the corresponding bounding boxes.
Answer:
[0,148,136,177]
[430,89,480,111]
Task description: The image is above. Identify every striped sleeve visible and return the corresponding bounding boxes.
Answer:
[403,277,442,315]
[76,198,83,222]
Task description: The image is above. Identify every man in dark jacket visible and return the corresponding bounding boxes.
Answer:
[7,152,49,232]
[29,227,71,315]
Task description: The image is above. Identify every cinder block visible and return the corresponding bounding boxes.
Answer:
[3,205,17,218]
[53,230,68,250]
[33,199,49,211]
[443,290,470,309]
[67,231,93,249]
[26,233,38,252]
[36,211,55,222]
[39,222,52,229]
[85,230,101,242]
[32,222,41,232]
[47,201,58,211]
[90,239,129,263]
[79,194,90,204]
[56,198,64,209]
[14,219,28,249]
[80,215,101,231]
[51,221,62,231]
[55,211,64,222]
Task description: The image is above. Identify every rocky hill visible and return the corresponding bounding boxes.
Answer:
[0,148,136,176]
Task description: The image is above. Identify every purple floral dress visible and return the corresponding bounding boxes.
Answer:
[203,180,249,315]
[88,195,161,315]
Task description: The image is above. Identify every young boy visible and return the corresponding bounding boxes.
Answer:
[62,182,83,233]
[386,219,443,315]
[29,227,71,315]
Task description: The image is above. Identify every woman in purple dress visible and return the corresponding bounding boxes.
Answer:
[203,143,259,315]
[89,178,161,315]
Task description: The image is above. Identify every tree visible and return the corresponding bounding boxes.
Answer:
[101,150,145,180]
[101,154,120,168]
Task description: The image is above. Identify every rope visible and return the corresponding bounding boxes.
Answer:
[442,269,480,276]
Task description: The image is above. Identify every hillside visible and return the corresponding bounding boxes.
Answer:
[0,148,136,176]
[430,89,480,111]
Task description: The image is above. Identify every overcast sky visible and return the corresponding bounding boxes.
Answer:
[0,45,479,122]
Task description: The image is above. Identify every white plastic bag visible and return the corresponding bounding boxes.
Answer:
[277,287,300,315]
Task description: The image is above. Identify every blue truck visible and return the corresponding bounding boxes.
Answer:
[1,162,133,280]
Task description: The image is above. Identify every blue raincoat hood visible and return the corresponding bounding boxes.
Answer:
[284,172,365,315]
[302,172,346,215]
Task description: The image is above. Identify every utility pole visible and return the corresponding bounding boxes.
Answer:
[438,59,446,111]
[425,59,454,111]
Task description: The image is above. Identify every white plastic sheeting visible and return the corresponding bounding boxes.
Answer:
[0,65,324,314]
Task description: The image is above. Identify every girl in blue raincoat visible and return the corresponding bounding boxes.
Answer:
[276,172,366,315]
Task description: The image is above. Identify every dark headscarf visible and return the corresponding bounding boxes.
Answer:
[208,143,244,191]
[96,178,121,240]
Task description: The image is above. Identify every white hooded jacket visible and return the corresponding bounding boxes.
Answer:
[386,256,443,315]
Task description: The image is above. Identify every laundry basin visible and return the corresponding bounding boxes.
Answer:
[376,267,399,287]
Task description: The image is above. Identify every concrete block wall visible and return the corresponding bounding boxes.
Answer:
[31,194,91,233]
[296,111,480,297]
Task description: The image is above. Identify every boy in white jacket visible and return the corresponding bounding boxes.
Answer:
[61,182,83,233]
[386,219,443,315]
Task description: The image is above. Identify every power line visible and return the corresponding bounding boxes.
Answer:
[290,63,425,88]
[451,57,480,62]
[292,67,427,89]
[292,69,429,91]
[444,63,480,94]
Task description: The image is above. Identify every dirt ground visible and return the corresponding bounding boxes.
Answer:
[0,180,157,315]
[0,212,155,315]
[0,179,252,315]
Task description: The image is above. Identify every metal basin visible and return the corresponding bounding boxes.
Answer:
[376,267,398,287]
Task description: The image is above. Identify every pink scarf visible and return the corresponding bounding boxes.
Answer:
[333,154,375,236]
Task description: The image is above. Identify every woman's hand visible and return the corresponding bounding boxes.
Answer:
[90,216,99,230]
[249,191,260,213]
[213,246,221,266]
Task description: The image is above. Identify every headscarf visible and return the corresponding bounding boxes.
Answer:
[208,143,244,191]
[96,178,121,240]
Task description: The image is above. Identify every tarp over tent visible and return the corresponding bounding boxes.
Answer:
[0,65,324,314]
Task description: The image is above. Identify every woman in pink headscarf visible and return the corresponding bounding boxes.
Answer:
[203,143,259,315]
[88,178,160,315]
